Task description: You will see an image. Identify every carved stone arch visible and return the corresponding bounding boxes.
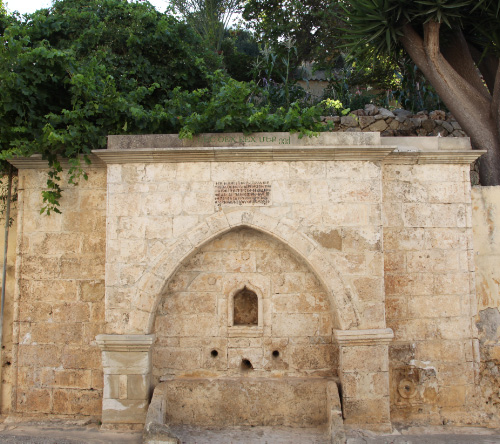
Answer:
[130,209,359,334]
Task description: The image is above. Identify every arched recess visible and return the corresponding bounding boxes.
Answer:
[128,209,360,334]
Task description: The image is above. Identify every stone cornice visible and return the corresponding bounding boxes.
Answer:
[7,153,105,170]
[91,146,398,164]
[385,150,486,164]
[7,135,485,168]
[96,334,155,352]
[91,147,485,165]
[334,328,394,346]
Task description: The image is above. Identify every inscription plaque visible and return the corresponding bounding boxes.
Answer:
[215,181,271,206]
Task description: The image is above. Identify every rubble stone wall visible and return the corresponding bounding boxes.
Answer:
[326,107,467,138]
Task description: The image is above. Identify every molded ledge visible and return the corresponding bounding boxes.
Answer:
[334,328,394,346]
[7,153,105,170]
[9,148,484,168]
[385,150,486,164]
[91,147,486,165]
[96,334,156,352]
[91,146,397,163]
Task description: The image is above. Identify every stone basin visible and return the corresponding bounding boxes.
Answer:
[143,377,344,443]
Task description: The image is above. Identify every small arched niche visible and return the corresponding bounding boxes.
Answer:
[233,286,258,326]
[228,282,263,336]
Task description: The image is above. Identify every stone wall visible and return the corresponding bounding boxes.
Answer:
[11,167,106,417]
[325,107,467,138]
[0,180,17,414]
[103,153,385,335]
[382,163,483,425]
[472,187,500,421]
[154,227,337,382]
[5,132,496,431]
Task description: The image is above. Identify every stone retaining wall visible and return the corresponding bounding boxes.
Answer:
[325,107,467,138]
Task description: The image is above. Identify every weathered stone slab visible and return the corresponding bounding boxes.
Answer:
[155,377,339,428]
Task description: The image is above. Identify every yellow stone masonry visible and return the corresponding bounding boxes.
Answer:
[4,132,496,433]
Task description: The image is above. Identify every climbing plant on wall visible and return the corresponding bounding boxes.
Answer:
[0,0,214,213]
[0,0,342,214]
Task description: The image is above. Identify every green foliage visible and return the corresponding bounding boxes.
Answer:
[250,39,310,110]
[388,60,444,113]
[168,71,335,139]
[339,0,500,59]
[171,0,243,52]
[243,0,342,66]
[0,0,212,214]
[0,0,346,214]
[221,29,259,81]
[322,53,443,113]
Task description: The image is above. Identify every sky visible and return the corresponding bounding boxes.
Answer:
[5,0,169,15]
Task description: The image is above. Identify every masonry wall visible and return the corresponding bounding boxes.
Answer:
[0,179,17,414]
[472,186,500,420]
[154,227,338,382]
[104,159,385,335]
[382,163,483,425]
[12,167,106,417]
[6,135,498,427]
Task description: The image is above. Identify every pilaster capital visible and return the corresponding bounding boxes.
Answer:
[334,328,394,346]
[96,334,156,352]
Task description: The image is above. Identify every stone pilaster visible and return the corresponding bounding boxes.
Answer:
[96,334,155,427]
[334,328,394,432]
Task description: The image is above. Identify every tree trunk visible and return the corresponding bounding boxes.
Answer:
[478,137,500,186]
[399,21,500,186]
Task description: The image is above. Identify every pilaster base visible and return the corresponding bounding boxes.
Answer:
[335,328,394,432]
[97,334,155,426]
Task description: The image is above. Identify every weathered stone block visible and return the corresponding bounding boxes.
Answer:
[437,385,467,407]
[342,371,389,400]
[101,350,151,374]
[152,347,201,371]
[53,389,102,415]
[127,374,150,400]
[102,398,149,424]
[62,346,102,370]
[340,345,389,373]
[79,280,105,302]
[272,313,320,337]
[158,378,337,427]
[18,344,62,368]
[272,292,329,313]
[415,340,464,362]
[16,388,52,413]
[30,322,83,345]
[407,295,462,319]
[385,273,434,296]
[342,397,390,424]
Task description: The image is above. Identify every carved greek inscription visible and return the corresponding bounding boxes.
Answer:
[215,181,271,206]
[202,134,291,145]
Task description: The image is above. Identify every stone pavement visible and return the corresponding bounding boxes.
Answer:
[0,420,142,444]
[344,426,500,444]
[1,421,500,444]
